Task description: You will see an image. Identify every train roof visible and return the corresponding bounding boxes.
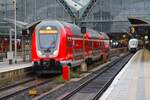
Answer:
[100,32,109,40]
[60,21,83,37]
[129,38,138,41]
[35,20,62,29]
[87,29,101,39]
[61,21,102,39]
[35,20,105,39]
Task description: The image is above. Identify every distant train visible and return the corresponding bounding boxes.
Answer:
[128,38,141,53]
[31,20,110,74]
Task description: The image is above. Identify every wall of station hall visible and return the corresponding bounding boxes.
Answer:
[0,0,72,53]
[82,0,150,33]
[0,0,150,33]
[0,0,72,23]
[0,0,73,35]
[0,0,150,57]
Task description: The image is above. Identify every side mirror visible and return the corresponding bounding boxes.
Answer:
[81,27,86,34]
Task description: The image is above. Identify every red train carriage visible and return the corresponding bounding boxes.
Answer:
[100,32,110,58]
[31,20,109,73]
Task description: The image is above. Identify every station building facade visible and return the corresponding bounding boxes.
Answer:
[0,0,150,53]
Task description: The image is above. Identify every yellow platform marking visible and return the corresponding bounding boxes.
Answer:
[143,49,150,100]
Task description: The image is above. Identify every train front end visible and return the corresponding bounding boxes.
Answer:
[32,21,65,74]
[128,39,138,53]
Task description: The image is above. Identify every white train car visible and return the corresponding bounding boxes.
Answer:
[128,38,138,53]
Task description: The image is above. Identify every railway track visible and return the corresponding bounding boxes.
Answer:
[57,54,133,100]
[0,77,35,92]
[0,53,130,100]
[0,76,57,100]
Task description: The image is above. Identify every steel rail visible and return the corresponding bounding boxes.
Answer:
[60,54,132,100]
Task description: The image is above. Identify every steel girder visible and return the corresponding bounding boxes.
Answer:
[81,0,98,20]
[56,0,77,21]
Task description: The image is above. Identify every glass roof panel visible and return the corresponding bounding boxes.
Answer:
[63,0,90,12]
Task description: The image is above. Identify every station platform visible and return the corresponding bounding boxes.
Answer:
[0,59,32,73]
[100,49,150,100]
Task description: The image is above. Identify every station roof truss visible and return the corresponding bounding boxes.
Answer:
[128,17,150,37]
[128,18,150,27]
[2,18,27,29]
[81,0,98,20]
[57,0,77,21]
[59,0,99,21]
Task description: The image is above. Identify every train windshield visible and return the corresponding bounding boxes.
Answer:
[38,26,59,50]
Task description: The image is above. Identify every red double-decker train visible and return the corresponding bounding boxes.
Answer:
[31,20,109,73]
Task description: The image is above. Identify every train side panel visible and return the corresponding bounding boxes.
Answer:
[31,20,109,74]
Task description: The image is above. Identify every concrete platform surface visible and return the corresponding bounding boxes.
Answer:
[100,49,150,100]
[0,59,32,73]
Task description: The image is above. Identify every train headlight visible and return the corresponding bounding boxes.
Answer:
[37,50,42,55]
[53,50,58,55]
[144,35,148,40]
[38,50,46,57]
